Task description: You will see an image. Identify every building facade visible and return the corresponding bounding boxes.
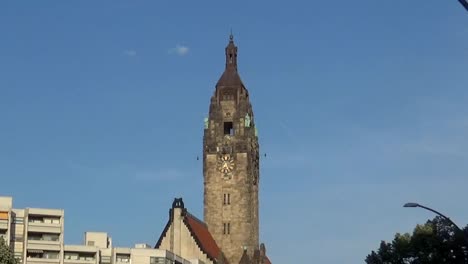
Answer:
[203,35,260,264]
[155,198,270,264]
[0,196,197,264]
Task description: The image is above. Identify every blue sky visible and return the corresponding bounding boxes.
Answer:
[1,1,468,263]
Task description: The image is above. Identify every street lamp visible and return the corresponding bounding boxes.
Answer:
[404,202,468,262]
[459,0,468,12]
[403,202,463,233]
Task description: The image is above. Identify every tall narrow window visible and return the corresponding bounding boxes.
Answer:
[223,193,231,205]
[223,223,231,235]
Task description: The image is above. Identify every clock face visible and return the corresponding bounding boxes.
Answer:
[218,154,235,176]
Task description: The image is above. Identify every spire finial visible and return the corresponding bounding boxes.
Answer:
[229,28,234,42]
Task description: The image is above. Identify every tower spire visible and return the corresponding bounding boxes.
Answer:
[225,32,237,70]
[204,36,260,264]
[216,33,243,88]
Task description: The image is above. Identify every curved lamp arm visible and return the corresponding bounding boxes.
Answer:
[404,202,463,233]
[459,0,468,12]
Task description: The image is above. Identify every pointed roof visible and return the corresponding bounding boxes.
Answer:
[216,34,244,88]
[238,250,251,264]
[184,212,222,262]
[216,69,244,87]
[154,198,223,263]
[252,245,272,264]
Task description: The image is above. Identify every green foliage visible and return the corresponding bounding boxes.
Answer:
[0,237,17,264]
[365,216,468,264]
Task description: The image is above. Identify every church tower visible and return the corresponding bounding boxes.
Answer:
[203,35,260,264]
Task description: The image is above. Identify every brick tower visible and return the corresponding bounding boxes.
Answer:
[203,34,260,264]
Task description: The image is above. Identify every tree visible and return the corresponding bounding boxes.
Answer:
[0,237,17,264]
[366,216,468,264]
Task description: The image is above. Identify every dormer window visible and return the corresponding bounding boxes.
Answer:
[229,54,233,63]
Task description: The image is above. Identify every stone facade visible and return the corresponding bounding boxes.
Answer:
[203,35,260,264]
[156,200,215,264]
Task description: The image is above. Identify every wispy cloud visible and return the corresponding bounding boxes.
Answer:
[123,49,137,57]
[168,44,189,56]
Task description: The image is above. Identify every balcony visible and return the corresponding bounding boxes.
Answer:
[28,233,60,242]
[27,232,61,251]
[27,236,61,251]
[115,254,131,264]
[64,253,96,264]
[27,217,61,234]
[26,250,60,264]
[25,258,61,264]
[64,245,98,264]
[0,219,8,230]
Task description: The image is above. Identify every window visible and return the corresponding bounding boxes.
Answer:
[13,217,24,224]
[87,241,95,246]
[27,250,59,259]
[150,257,172,264]
[224,122,234,135]
[44,251,59,259]
[223,222,231,235]
[14,252,22,262]
[223,94,234,101]
[116,254,131,263]
[223,193,231,205]
[13,235,23,242]
[27,232,59,242]
[28,216,60,224]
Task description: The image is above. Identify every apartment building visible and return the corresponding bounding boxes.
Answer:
[0,196,12,244]
[0,196,202,264]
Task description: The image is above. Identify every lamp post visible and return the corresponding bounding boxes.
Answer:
[459,0,468,12]
[404,202,468,262]
[403,202,464,233]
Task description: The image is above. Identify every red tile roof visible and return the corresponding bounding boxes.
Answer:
[184,213,222,262]
[154,203,223,263]
[265,256,272,264]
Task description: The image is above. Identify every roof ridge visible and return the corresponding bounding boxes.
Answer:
[184,211,207,227]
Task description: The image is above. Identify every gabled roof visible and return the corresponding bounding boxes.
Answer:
[184,212,222,263]
[154,198,223,263]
